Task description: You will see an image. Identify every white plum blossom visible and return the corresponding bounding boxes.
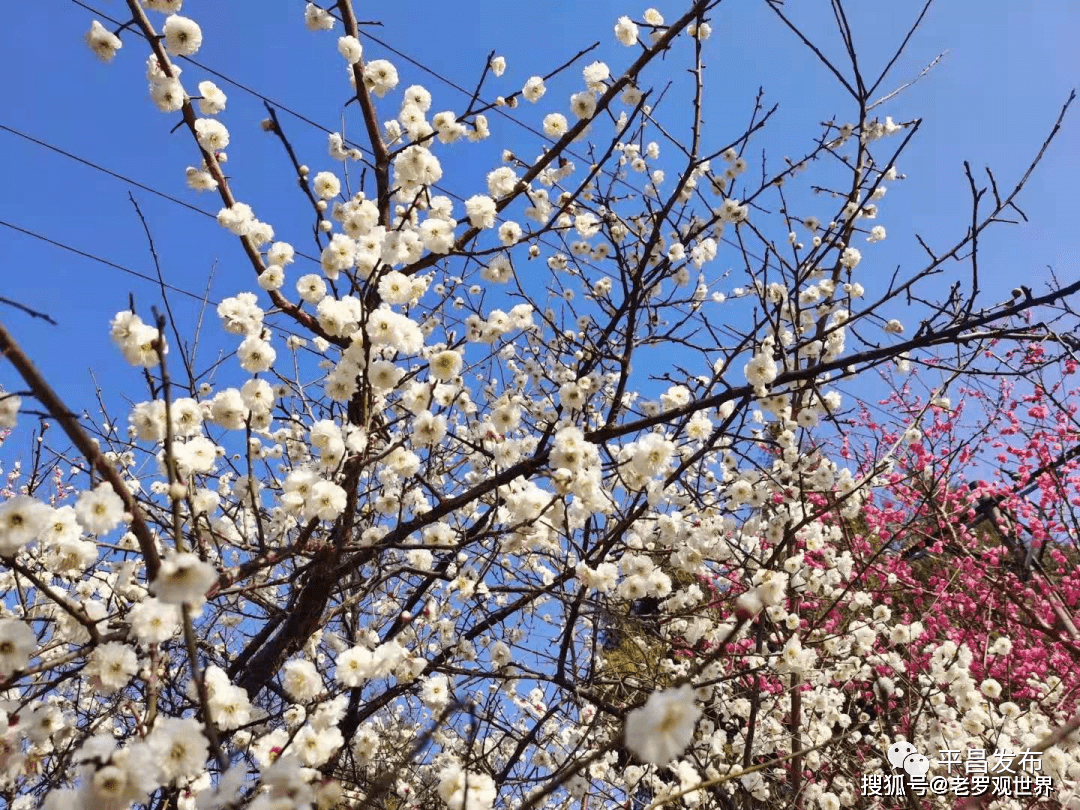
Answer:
[147,717,209,782]
[624,684,701,765]
[304,2,335,30]
[337,35,362,63]
[364,59,399,97]
[615,16,639,46]
[0,619,36,677]
[151,552,217,606]
[197,80,226,115]
[438,762,497,810]
[194,118,229,151]
[0,495,49,554]
[86,21,123,62]
[86,642,139,692]
[74,482,126,535]
[522,76,546,102]
[283,658,323,701]
[163,15,202,56]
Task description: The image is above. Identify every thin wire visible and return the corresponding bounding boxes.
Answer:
[0,124,213,219]
[62,0,750,299]
[64,0,635,266]
[0,218,315,346]
[358,29,572,151]
[0,124,330,268]
[0,219,213,304]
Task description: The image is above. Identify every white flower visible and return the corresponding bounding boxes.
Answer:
[337,35,363,63]
[304,2,336,30]
[151,77,186,112]
[429,349,462,381]
[498,221,522,246]
[465,195,498,229]
[543,113,569,138]
[147,717,208,782]
[394,145,443,187]
[237,336,276,373]
[151,552,217,606]
[90,765,129,800]
[624,684,701,765]
[197,80,226,115]
[86,21,123,62]
[744,352,779,388]
[297,273,328,304]
[378,270,414,305]
[364,59,399,97]
[283,658,323,701]
[420,218,457,253]
[162,15,202,56]
[335,646,376,686]
[194,118,230,151]
[0,619,36,677]
[185,166,216,191]
[570,91,597,120]
[39,505,82,547]
[411,410,446,446]
[313,171,341,200]
[482,254,513,283]
[689,21,712,40]
[128,598,181,645]
[209,388,248,430]
[840,246,862,269]
[438,762,496,810]
[487,167,519,199]
[630,433,675,477]
[268,241,296,266]
[0,388,20,428]
[522,76,546,103]
[109,311,164,367]
[0,495,49,554]
[615,16,639,46]
[404,84,432,112]
[304,480,347,521]
[87,642,138,692]
[209,683,252,730]
[370,359,403,392]
[421,674,451,710]
[293,723,343,767]
[74,483,125,535]
[366,308,424,353]
[489,55,506,77]
[583,61,610,85]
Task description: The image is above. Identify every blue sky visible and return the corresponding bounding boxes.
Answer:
[0,0,1076,426]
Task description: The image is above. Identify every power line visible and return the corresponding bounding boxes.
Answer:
[0,218,315,347]
[66,0,647,219]
[0,124,213,220]
[0,124,329,268]
[0,218,213,304]
[59,0,693,286]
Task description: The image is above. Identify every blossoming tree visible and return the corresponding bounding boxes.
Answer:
[1,1,1079,809]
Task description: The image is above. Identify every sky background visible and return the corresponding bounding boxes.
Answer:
[0,0,1077,437]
